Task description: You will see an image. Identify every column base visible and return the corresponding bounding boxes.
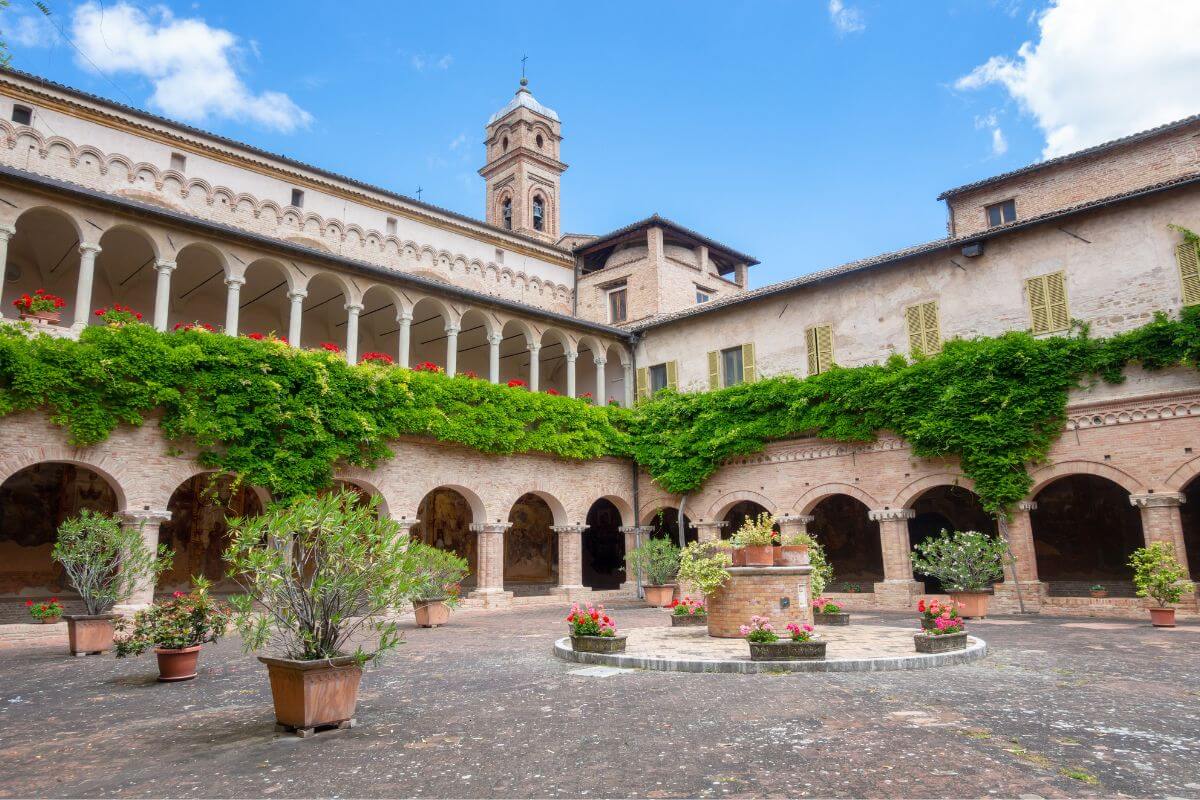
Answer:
[111,601,151,617]
[991,581,1046,614]
[872,580,925,609]
[467,588,513,609]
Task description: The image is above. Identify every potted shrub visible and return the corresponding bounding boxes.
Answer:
[844,583,861,594]
[629,537,681,606]
[225,491,420,736]
[13,288,66,325]
[730,512,776,567]
[52,510,172,656]
[25,598,63,624]
[812,597,849,625]
[910,529,1006,618]
[566,602,625,653]
[1089,583,1108,599]
[742,616,825,661]
[1129,543,1193,627]
[407,541,469,628]
[809,541,834,598]
[668,596,707,627]
[778,532,813,566]
[914,598,968,653]
[113,579,229,681]
[677,540,732,599]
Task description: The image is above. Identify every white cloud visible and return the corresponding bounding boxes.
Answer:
[974,112,1008,156]
[448,133,467,151]
[956,0,1200,158]
[69,2,312,133]
[828,0,865,35]
[8,10,57,48]
[410,53,453,72]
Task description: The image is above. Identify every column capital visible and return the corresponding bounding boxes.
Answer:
[777,514,814,525]
[154,259,177,273]
[868,507,915,522]
[396,309,413,322]
[487,332,503,345]
[344,302,364,313]
[1016,500,1038,512]
[564,350,578,362]
[394,518,421,533]
[120,508,172,526]
[618,525,654,534]
[527,342,542,353]
[1129,492,1186,508]
[224,275,245,288]
[692,520,727,530]
[78,242,102,255]
[469,522,510,534]
[593,356,607,367]
[445,324,461,335]
[287,289,308,302]
[551,525,587,534]
[0,223,15,239]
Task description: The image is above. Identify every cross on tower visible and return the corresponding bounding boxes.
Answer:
[415,186,423,201]
[521,55,528,81]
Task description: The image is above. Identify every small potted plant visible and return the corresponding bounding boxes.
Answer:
[812,596,850,625]
[13,288,66,325]
[94,303,143,325]
[225,491,420,736]
[778,531,813,566]
[1089,583,1108,599]
[668,596,707,627]
[1129,543,1193,627]
[114,579,229,681]
[566,602,625,653]
[25,598,63,624]
[730,512,776,567]
[914,598,968,653]
[52,510,172,656]
[844,583,861,593]
[408,541,469,628]
[742,616,825,661]
[910,529,1006,618]
[629,537,681,606]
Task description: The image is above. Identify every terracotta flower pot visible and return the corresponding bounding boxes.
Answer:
[772,545,783,564]
[155,645,202,682]
[259,655,362,734]
[63,614,115,656]
[779,545,810,566]
[1149,607,1176,627]
[1089,590,1108,599]
[19,311,61,326]
[741,545,774,567]
[413,598,451,628]
[914,631,968,653]
[40,615,62,625]
[643,584,676,607]
[570,634,627,654]
[730,547,746,567]
[949,591,991,619]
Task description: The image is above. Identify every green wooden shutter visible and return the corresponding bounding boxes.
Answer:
[707,350,720,390]
[816,325,833,373]
[921,301,941,354]
[1046,272,1069,332]
[741,342,756,383]
[805,328,818,375]
[905,305,924,355]
[1178,241,1200,306]
[666,360,679,391]
[636,367,648,401]
[1026,275,1050,334]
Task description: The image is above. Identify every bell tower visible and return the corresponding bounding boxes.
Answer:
[480,76,566,242]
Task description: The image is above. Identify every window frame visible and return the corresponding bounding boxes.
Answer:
[501,197,513,230]
[607,286,628,323]
[648,363,669,395]
[985,198,1017,228]
[695,285,714,304]
[10,104,31,126]
[169,152,187,173]
[720,345,745,387]
[290,188,305,209]
[532,195,545,231]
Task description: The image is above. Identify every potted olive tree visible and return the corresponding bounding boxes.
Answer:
[114,578,229,681]
[408,541,469,628]
[1129,543,1193,628]
[225,491,420,736]
[52,510,172,656]
[910,529,1006,618]
[628,537,681,607]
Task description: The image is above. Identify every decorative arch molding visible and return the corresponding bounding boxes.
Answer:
[1160,455,1200,494]
[501,488,569,527]
[587,494,634,529]
[891,473,978,509]
[11,203,85,239]
[639,501,684,526]
[0,447,131,511]
[793,483,881,515]
[704,490,779,522]
[417,483,487,524]
[1028,460,1146,497]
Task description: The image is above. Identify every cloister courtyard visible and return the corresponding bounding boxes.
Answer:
[1,604,1198,799]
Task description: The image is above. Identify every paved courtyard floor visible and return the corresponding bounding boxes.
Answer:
[1,605,1199,798]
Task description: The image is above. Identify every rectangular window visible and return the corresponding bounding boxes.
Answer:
[290,188,305,208]
[1176,240,1200,307]
[608,287,628,323]
[1025,271,1069,334]
[695,285,713,304]
[721,346,744,387]
[11,105,31,125]
[648,363,668,394]
[904,300,941,356]
[805,324,834,375]
[386,217,398,236]
[494,247,504,264]
[169,152,187,173]
[985,199,1017,228]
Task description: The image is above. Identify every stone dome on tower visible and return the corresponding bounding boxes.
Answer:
[488,77,559,124]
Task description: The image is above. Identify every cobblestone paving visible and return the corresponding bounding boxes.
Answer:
[1,605,1199,798]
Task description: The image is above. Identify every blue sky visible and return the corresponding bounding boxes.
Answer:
[6,0,1200,287]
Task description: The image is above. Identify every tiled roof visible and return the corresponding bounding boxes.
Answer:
[574,214,759,266]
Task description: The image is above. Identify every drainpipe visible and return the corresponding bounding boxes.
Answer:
[629,331,642,598]
[996,513,1029,615]
[677,495,689,549]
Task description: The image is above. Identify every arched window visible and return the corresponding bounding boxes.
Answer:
[536,134,544,149]
[502,136,509,152]
[502,197,512,230]
[532,195,545,231]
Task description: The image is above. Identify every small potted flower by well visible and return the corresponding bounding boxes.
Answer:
[778,532,812,566]
[1129,543,1193,628]
[114,579,229,681]
[730,512,776,567]
[407,541,469,628]
[914,598,969,653]
[225,491,420,736]
[52,510,172,656]
[1089,583,1108,599]
[25,597,63,625]
[629,537,681,607]
[911,529,1006,619]
[13,288,66,325]
[743,616,826,661]
[566,602,626,653]
[668,596,707,627]
[812,596,850,625]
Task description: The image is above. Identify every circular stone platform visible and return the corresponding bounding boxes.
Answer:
[554,623,987,673]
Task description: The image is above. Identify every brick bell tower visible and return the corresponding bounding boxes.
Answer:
[480,76,566,242]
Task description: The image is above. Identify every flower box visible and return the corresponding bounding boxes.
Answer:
[570,634,627,654]
[670,612,707,627]
[748,639,826,661]
[913,631,968,654]
[778,545,809,566]
[813,612,850,626]
[63,613,116,655]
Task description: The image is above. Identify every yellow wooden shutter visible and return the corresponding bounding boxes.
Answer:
[1177,241,1200,306]
[805,328,818,375]
[666,360,678,391]
[816,325,833,373]
[1045,271,1069,332]
[741,342,756,383]
[905,305,924,355]
[1026,275,1050,334]
[921,301,941,354]
[707,350,720,390]
[635,367,648,401]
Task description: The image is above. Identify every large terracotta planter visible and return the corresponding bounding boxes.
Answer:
[413,598,451,628]
[670,612,707,627]
[778,545,810,566]
[914,631,968,653]
[1149,607,1176,627]
[155,645,202,682]
[949,591,991,619]
[259,655,362,735]
[730,547,746,567]
[570,634,627,654]
[19,311,61,326]
[643,584,676,607]
[741,545,774,567]
[748,639,827,661]
[63,614,115,656]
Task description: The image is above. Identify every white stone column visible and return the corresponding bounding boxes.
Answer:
[594,356,607,405]
[113,509,172,613]
[344,302,362,364]
[1130,493,1191,578]
[0,225,15,316]
[445,324,460,376]
[623,362,635,407]
[551,524,587,598]
[468,522,511,607]
[488,333,502,383]
[527,343,541,392]
[777,514,814,540]
[287,290,306,345]
[397,310,412,368]
[223,275,245,335]
[565,350,577,398]
[152,260,176,331]
[869,507,923,607]
[72,242,102,330]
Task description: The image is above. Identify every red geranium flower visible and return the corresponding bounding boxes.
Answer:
[460,370,478,379]
[25,599,33,606]
[507,379,527,389]
[545,388,560,395]
[361,352,394,365]
[321,342,341,353]
[246,332,265,341]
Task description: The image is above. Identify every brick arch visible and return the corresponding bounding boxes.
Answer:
[639,501,681,526]
[793,483,880,515]
[499,488,568,527]
[332,470,392,518]
[891,473,978,509]
[1028,460,1146,497]
[705,490,779,522]
[585,494,634,528]
[0,447,130,511]
[415,483,487,524]
[144,464,274,513]
[1164,455,1200,493]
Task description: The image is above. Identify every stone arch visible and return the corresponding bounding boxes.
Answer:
[891,473,978,509]
[794,483,881,515]
[298,271,354,351]
[0,448,130,511]
[590,494,633,528]
[705,490,779,522]
[906,483,999,594]
[331,472,391,517]
[807,492,885,589]
[583,497,626,590]
[239,258,295,340]
[537,327,572,395]
[357,283,407,361]
[171,242,230,331]
[1028,460,1145,497]
[416,486,481,589]
[1178,473,1200,581]
[640,504,695,545]
[501,489,568,527]
[299,269,359,307]
[4,206,85,322]
[1164,455,1200,494]
[505,492,560,593]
